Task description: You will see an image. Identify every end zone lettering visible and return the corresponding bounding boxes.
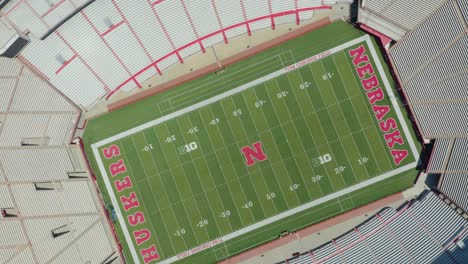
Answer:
[102,145,160,264]
[348,45,409,165]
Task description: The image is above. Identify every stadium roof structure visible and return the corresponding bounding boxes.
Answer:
[0,0,467,263]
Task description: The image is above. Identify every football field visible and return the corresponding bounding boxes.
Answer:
[90,32,419,264]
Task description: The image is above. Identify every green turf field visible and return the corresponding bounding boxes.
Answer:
[84,21,420,264]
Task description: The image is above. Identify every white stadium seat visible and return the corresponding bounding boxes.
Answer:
[2,0,337,107]
[280,192,468,264]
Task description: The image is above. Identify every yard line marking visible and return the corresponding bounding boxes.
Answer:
[317,59,361,185]
[163,121,205,245]
[283,68,325,198]
[130,135,179,255]
[190,112,236,232]
[240,92,282,214]
[231,93,278,218]
[333,52,383,176]
[207,105,251,225]
[243,88,292,209]
[139,125,377,215]
[317,60,358,187]
[149,99,370,187]
[228,95,278,216]
[299,65,344,193]
[176,116,226,239]
[337,197,344,211]
[270,77,314,200]
[217,101,259,221]
[253,84,302,205]
[140,131,190,250]
[307,61,348,187]
[151,125,201,248]
[290,61,328,197]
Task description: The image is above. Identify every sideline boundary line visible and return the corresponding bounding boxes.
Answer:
[366,40,419,160]
[91,35,418,264]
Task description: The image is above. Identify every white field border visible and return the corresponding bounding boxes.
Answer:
[91,35,418,264]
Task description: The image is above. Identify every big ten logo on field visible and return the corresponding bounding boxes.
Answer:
[241,141,268,166]
[178,142,198,155]
[312,154,332,167]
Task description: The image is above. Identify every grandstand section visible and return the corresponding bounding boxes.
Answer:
[280,191,468,264]
[0,58,77,146]
[427,138,468,213]
[388,0,468,139]
[0,0,349,107]
[358,0,447,40]
[0,57,119,263]
[439,173,468,214]
[427,138,453,174]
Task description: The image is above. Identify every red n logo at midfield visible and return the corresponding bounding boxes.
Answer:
[241,141,267,166]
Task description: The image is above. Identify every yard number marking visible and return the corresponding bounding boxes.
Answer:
[322,72,334,80]
[312,175,323,183]
[299,82,311,90]
[165,135,176,143]
[219,210,231,218]
[143,144,153,152]
[276,91,288,99]
[174,229,185,237]
[357,157,369,165]
[255,100,267,108]
[242,201,253,209]
[209,118,220,125]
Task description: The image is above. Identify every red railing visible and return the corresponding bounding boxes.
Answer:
[105,6,331,99]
